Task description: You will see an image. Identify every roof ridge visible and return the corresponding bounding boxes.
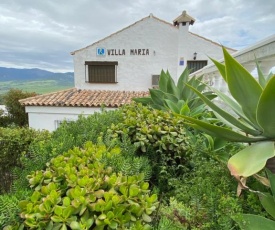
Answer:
[189,31,237,51]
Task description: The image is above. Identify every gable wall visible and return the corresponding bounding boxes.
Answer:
[73,17,179,91]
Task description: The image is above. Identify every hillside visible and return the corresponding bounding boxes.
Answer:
[0,67,74,95]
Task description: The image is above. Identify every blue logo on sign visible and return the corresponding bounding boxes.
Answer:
[96,47,106,56]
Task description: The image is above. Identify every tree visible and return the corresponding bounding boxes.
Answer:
[3,89,37,127]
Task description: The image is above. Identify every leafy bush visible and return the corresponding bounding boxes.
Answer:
[49,110,123,158]
[15,142,158,230]
[0,127,50,193]
[11,110,123,193]
[3,89,37,127]
[109,103,200,191]
[154,143,268,230]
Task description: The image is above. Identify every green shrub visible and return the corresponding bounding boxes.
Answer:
[109,103,198,191]
[0,127,50,193]
[11,110,123,193]
[155,143,268,230]
[3,89,37,127]
[50,110,123,157]
[16,142,158,229]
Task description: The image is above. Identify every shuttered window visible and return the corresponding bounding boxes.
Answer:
[187,60,207,73]
[85,61,118,83]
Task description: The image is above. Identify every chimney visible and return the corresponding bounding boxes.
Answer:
[174,11,196,78]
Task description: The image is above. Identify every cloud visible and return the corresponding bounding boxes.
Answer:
[0,0,274,72]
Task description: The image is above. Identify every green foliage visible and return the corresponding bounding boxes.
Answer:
[16,142,158,229]
[100,136,152,181]
[0,127,50,194]
[3,89,37,127]
[110,103,194,190]
[233,170,275,229]
[181,47,275,179]
[49,110,123,157]
[154,145,267,230]
[0,190,31,229]
[133,69,215,117]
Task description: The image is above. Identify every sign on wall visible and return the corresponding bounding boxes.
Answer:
[96,48,106,56]
[96,47,150,56]
[179,57,184,66]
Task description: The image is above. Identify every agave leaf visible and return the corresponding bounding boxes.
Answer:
[180,115,265,142]
[210,57,227,82]
[223,47,263,127]
[180,103,190,115]
[163,92,178,103]
[181,76,198,100]
[228,141,275,177]
[164,100,180,114]
[185,84,261,136]
[132,97,152,105]
[256,59,267,88]
[177,67,190,85]
[158,70,169,92]
[207,85,257,129]
[149,89,165,107]
[266,72,275,82]
[177,68,190,99]
[258,192,275,219]
[166,71,179,97]
[233,214,275,230]
[257,76,275,138]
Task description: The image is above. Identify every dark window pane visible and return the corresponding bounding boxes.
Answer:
[187,60,208,73]
[86,62,117,83]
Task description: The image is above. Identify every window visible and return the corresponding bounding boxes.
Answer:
[187,60,207,73]
[152,75,160,88]
[85,61,118,83]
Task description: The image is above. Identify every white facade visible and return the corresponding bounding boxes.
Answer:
[72,13,230,91]
[26,106,114,132]
[23,11,235,131]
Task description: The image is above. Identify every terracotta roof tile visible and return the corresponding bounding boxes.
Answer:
[19,88,149,108]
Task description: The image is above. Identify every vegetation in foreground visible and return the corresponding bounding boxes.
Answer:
[1,49,274,229]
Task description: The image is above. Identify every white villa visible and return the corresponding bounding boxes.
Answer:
[20,11,236,131]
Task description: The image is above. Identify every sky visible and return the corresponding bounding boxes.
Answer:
[0,0,274,73]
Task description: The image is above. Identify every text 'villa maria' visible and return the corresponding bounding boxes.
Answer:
[107,49,150,56]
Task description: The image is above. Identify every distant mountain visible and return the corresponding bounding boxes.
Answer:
[0,67,74,83]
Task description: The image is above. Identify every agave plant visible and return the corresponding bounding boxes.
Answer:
[180,47,275,192]
[133,69,216,117]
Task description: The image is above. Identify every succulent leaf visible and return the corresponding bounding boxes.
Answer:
[227,141,275,177]
[223,47,263,128]
[256,76,275,138]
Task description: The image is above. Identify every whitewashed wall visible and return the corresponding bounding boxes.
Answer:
[73,16,178,91]
[26,106,114,132]
[73,15,226,91]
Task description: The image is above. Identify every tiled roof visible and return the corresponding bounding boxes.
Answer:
[19,88,149,107]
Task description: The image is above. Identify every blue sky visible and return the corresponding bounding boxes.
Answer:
[0,0,274,72]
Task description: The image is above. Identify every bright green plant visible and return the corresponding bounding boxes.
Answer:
[180,47,275,188]
[15,142,158,230]
[133,69,216,117]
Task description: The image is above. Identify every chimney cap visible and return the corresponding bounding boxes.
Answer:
[173,10,195,26]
